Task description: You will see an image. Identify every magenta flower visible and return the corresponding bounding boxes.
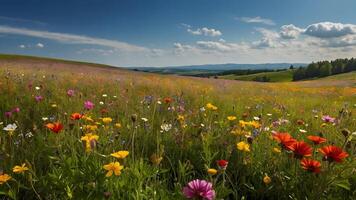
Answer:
[67,89,75,97]
[12,107,20,113]
[35,95,43,102]
[183,179,215,200]
[84,101,94,110]
[322,115,335,123]
[5,111,12,118]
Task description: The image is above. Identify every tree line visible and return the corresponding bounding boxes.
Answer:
[292,58,356,81]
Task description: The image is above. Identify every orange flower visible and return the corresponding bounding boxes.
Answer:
[288,141,312,159]
[46,122,63,133]
[300,158,321,173]
[70,113,82,120]
[319,145,349,163]
[272,132,297,150]
[163,97,173,104]
[307,135,327,145]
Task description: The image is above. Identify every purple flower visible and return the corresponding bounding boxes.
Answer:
[183,179,215,200]
[5,111,12,118]
[35,95,43,102]
[84,101,95,110]
[322,115,335,123]
[67,89,75,97]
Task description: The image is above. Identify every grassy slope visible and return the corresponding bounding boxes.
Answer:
[0,54,118,69]
[219,70,294,82]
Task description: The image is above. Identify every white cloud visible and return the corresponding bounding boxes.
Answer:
[237,16,275,26]
[279,24,304,39]
[36,43,44,48]
[187,27,222,37]
[252,28,281,48]
[304,22,356,38]
[0,25,149,52]
[77,48,115,56]
[19,44,26,48]
[173,42,195,54]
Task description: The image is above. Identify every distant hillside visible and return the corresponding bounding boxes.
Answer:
[0,54,118,69]
[131,63,307,75]
[219,70,294,82]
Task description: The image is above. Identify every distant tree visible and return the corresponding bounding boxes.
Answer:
[319,62,332,77]
[305,62,319,78]
[289,65,294,70]
[293,67,306,81]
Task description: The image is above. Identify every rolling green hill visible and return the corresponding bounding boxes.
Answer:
[219,70,294,82]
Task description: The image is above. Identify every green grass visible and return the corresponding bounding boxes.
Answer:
[0,58,355,199]
[219,70,294,82]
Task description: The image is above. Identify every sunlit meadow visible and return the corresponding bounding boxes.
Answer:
[0,63,355,199]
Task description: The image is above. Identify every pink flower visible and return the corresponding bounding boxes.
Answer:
[12,107,20,113]
[67,89,75,97]
[5,112,12,118]
[183,179,215,200]
[322,115,335,123]
[35,96,43,102]
[84,101,94,110]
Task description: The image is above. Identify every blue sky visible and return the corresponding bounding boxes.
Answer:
[0,0,356,67]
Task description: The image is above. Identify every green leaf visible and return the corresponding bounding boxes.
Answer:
[332,179,351,191]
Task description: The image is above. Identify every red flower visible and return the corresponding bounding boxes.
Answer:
[216,160,228,169]
[307,135,327,145]
[300,158,321,173]
[272,132,297,150]
[46,122,63,133]
[70,113,82,120]
[163,97,173,104]
[288,141,313,159]
[319,145,349,163]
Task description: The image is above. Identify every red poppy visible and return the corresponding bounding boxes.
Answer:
[70,113,82,120]
[216,160,228,169]
[288,141,313,159]
[272,132,297,150]
[163,97,173,104]
[307,135,327,145]
[319,145,349,163]
[46,122,63,133]
[300,158,321,173]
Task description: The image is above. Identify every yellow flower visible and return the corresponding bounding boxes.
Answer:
[51,104,57,108]
[237,141,250,152]
[177,115,185,122]
[263,175,271,184]
[83,116,94,122]
[81,133,99,152]
[206,103,218,111]
[249,121,261,129]
[239,120,248,128]
[273,147,281,153]
[103,162,124,177]
[207,168,217,175]
[102,117,113,124]
[227,116,237,121]
[12,163,29,174]
[0,174,11,184]
[110,151,129,159]
[83,125,98,132]
[150,153,163,166]
[115,123,122,128]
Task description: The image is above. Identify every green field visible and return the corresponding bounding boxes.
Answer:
[219,70,294,82]
[0,56,355,199]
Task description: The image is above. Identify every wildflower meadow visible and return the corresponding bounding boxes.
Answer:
[0,64,355,199]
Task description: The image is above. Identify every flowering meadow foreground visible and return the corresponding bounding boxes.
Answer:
[0,62,355,199]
